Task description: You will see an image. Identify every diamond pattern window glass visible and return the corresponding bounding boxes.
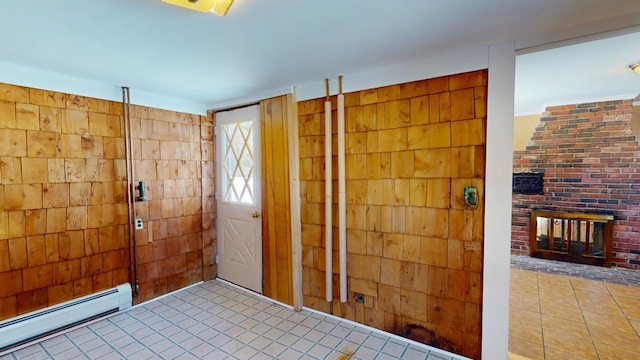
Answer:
[221,120,255,204]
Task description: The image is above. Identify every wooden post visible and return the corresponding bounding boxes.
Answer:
[287,91,303,311]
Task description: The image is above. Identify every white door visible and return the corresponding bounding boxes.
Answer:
[215,105,262,293]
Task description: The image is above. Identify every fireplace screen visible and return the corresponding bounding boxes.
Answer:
[530,211,613,266]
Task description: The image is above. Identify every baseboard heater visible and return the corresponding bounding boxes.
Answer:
[0,283,132,352]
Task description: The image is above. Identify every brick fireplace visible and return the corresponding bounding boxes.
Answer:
[512,99,640,269]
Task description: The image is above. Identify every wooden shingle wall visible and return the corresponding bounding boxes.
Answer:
[297,70,487,358]
[0,82,215,319]
[128,104,214,303]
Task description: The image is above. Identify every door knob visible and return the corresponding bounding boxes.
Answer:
[251,211,261,219]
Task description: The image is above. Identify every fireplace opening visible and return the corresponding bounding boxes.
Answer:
[530,211,614,266]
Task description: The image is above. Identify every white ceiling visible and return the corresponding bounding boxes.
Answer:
[0,0,639,113]
[516,31,640,115]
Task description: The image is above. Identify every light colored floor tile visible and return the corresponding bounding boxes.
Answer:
[507,352,533,360]
[570,277,608,292]
[544,346,595,360]
[510,321,543,344]
[94,350,122,360]
[278,348,304,360]
[250,352,274,360]
[381,340,407,357]
[363,335,387,351]
[404,347,429,360]
[42,340,74,356]
[509,336,544,360]
[319,334,342,348]
[539,293,579,308]
[129,348,156,360]
[263,327,285,341]
[232,345,259,359]
[275,332,298,346]
[510,297,541,311]
[346,330,369,344]
[594,340,640,360]
[220,338,244,355]
[511,267,640,360]
[543,330,598,360]
[190,342,216,358]
[612,294,640,310]
[2,280,448,360]
[159,346,185,359]
[307,343,332,359]
[10,344,43,358]
[606,282,640,299]
[576,301,622,316]
[338,339,360,354]
[427,353,452,360]
[324,349,352,360]
[52,347,85,359]
[582,311,636,334]
[174,352,198,360]
[376,352,401,360]
[620,305,640,321]
[573,289,614,303]
[263,341,286,357]
[118,341,145,357]
[588,325,640,352]
[148,338,173,353]
[541,314,589,338]
[509,308,542,326]
[304,329,325,343]
[540,302,584,322]
[291,337,314,353]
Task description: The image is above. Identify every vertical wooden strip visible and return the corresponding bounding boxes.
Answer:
[287,92,303,311]
[260,94,295,306]
[271,98,291,303]
[261,100,278,299]
[280,95,294,305]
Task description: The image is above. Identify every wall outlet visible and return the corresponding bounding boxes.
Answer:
[135,218,143,230]
[353,293,364,303]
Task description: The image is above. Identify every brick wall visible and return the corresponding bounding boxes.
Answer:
[512,100,640,269]
[0,82,215,319]
[298,70,487,359]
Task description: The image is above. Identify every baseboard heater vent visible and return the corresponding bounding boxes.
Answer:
[0,283,132,352]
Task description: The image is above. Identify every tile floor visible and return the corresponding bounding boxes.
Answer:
[511,255,640,288]
[509,263,640,359]
[0,280,464,360]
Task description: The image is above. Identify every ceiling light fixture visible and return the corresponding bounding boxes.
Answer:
[162,0,234,16]
[630,62,640,74]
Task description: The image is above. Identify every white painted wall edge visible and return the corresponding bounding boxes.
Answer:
[296,46,489,101]
[0,61,207,115]
[483,42,516,360]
